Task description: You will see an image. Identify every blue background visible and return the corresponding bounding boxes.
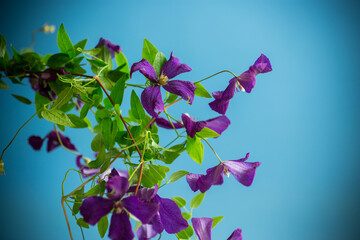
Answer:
[1,0,360,239]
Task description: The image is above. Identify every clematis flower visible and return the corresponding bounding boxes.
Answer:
[29,68,68,100]
[76,155,100,178]
[155,113,231,139]
[192,217,243,240]
[95,37,122,58]
[130,52,196,118]
[28,130,76,152]
[209,53,272,114]
[80,169,159,240]
[136,184,188,240]
[186,153,260,193]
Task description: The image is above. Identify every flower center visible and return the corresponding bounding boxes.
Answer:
[223,165,230,177]
[114,200,124,214]
[158,74,168,85]
[235,80,245,92]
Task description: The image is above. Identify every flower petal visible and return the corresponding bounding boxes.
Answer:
[79,196,114,225]
[160,52,192,79]
[108,211,134,240]
[205,115,231,136]
[95,37,122,59]
[186,173,202,192]
[227,229,243,240]
[251,53,272,75]
[236,70,256,93]
[154,117,183,129]
[209,78,237,114]
[223,153,261,186]
[106,176,129,201]
[122,196,159,224]
[28,136,44,151]
[157,196,188,234]
[182,114,206,138]
[137,185,159,201]
[141,85,164,118]
[130,59,158,83]
[162,80,196,104]
[192,217,213,240]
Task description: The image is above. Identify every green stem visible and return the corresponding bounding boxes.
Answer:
[195,70,238,83]
[54,125,80,156]
[164,110,180,137]
[125,83,146,89]
[201,137,223,163]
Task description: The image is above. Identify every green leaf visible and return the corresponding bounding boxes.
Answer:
[103,97,113,109]
[76,218,89,229]
[35,91,50,118]
[165,93,178,104]
[110,78,125,106]
[101,119,116,148]
[60,102,75,113]
[83,181,106,197]
[169,170,189,183]
[182,212,192,221]
[51,87,73,109]
[97,215,109,238]
[194,82,211,98]
[186,136,204,164]
[57,24,75,58]
[142,39,158,65]
[47,53,71,69]
[130,90,145,120]
[88,147,106,169]
[80,104,90,118]
[0,79,9,90]
[67,114,88,128]
[171,196,186,208]
[11,94,32,104]
[95,109,112,123]
[163,142,186,164]
[176,225,194,240]
[211,216,224,229]
[114,51,130,74]
[196,127,220,139]
[0,34,6,58]
[190,192,205,209]
[153,51,167,77]
[41,108,76,127]
[74,39,88,56]
[91,133,105,152]
[141,164,170,188]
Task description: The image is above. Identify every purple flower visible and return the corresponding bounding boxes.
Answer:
[130,52,195,118]
[136,185,188,240]
[28,130,76,152]
[80,169,159,240]
[95,37,122,58]
[29,68,67,100]
[192,217,243,240]
[155,114,231,139]
[76,155,100,178]
[209,53,272,114]
[186,153,261,193]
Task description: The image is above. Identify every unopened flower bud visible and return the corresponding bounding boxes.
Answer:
[0,160,5,175]
[42,24,56,34]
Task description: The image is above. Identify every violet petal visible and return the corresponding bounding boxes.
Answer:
[204,115,231,136]
[251,53,272,75]
[162,80,196,104]
[28,136,44,151]
[236,70,256,93]
[181,114,206,138]
[122,196,159,224]
[186,173,202,192]
[137,185,159,201]
[141,85,164,118]
[227,229,243,240]
[209,78,237,114]
[223,153,261,186]
[157,196,188,234]
[192,217,213,240]
[160,52,192,79]
[154,117,184,130]
[136,223,159,240]
[95,37,122,59]
[79,196,114,225]
[106,176,129,201]
[108,211,134,240]
[130,59,158,83]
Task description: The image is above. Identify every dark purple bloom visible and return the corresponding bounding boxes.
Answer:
[130,52,195,118]
[80,169,159,240]
[136,184,188,240]
[29,68,67,100]
[28,130,76,152]
[76,155,100,178]
[209,53,272,114]
[95,37,122,58]
[192,217,243,240]
[154,113,230,139]
[186,153,261,193]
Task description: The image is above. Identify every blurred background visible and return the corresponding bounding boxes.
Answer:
[1,0,360,239]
